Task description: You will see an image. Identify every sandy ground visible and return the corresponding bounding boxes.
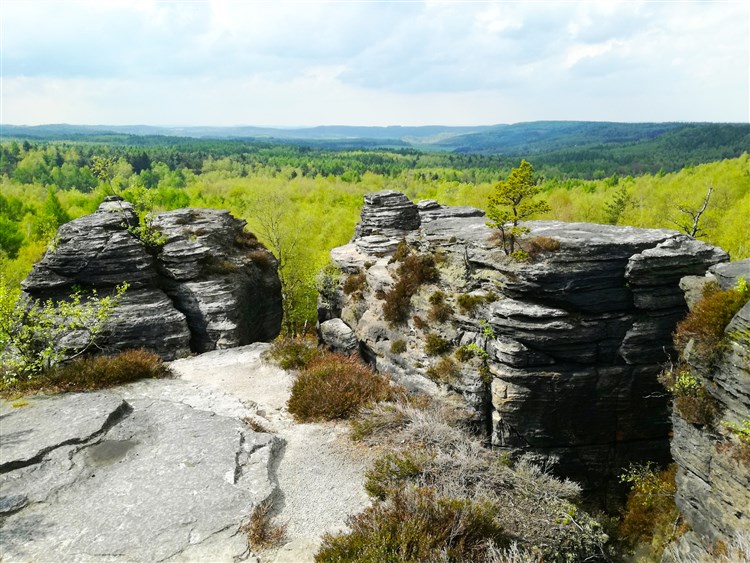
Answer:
[170,344,374,563]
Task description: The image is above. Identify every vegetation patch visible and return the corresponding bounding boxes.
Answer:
[425,333,452,356]
[316,487,509,563]
[389,339,406,354]
[243,498,286,550]
[382,253,439,325]
[248,249,275,270]
[364,451,428,500]
[343,272,367,296]
[428,291,453,323]
[659,366,717,426]
[268,336,322,370]
[287,353,396,422]
[457,293,485,314]
[525,235,561,257]
[2,349,171,398]
[426,356,460,384]
[618,463,684,560]
[674,278,749,365]
[234,229,263,250]
[721,420,750,468]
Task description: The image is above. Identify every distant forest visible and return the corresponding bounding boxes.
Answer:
[1,123,749,332]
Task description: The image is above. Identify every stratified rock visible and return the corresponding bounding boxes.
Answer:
[666,263,750,559]
[319,318,358,354]
[152,208,282,352]
[321,191,729,491]
[20,201,282,360]
[354,190,420,238]
[0,379,279,562]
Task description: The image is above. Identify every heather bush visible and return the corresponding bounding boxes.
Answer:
[316,487,509,563]
[287,353,395,422]
[382,252,439,325]
[343,272,367,296]
[390,339,406,354]
[457,293,484,314]
[269,336,322,370]
[674,277,749,365]
[425,333,452,356]
[426,356,460,384]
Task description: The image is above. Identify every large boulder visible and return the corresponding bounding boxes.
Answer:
[21,199,282,360]
[320,191,729,490]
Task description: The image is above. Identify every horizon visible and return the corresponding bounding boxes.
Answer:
[2,1,748,127]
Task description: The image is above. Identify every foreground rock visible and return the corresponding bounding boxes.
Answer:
[0,378,278,562]
[21,199,282,359]
[665,260,750,561]
[321,191,728,490]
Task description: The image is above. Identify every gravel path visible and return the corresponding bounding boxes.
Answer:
[170,343,373,563]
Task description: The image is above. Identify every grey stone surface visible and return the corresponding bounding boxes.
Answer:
[322,191,729,489]
[20,202,282,360]
[354,190,420,239]
[0,379,278,562]
[710,258,750,290]
[319,318,358,354]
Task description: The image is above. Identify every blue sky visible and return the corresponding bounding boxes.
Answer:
[2,0,748,126]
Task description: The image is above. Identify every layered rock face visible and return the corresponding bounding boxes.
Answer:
[321,191,728,488]
[665,261,750,561]
[22,198,282,360]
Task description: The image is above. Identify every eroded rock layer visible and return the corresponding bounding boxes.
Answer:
[665,261,750,561]
[22,199,282,360]
[321,191,728,488]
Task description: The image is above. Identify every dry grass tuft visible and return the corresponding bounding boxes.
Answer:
[244,498,286,550]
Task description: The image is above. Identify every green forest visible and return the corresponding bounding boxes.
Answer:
[1,135,748,333]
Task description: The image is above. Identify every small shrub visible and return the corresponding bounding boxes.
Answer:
[509,249,530,262]
[269,336,322,370]
[234,229,263,250]
[343,272,367,296]
[390,339,406,354]
[457,293,484,314]
[390,239,410,263]
[382,252,439,325]
[433,249,448,264]
[455,343,489,363]
[618,463,682,558]
[412,315,428,330]
[525,236,561,257]
[287,353,394,422]
[722,420,750,468]
[315,487,509,563]
[480,319,496,340]
[427,291,454,322]
[425,333,452,356]
[244,498,286,550]
[204,256,239,274]
[248,249,275,270]
[484,291,498,303]
[426,356,460,384]
[659,366,717,426]
[382,281,413,325]
[365,452,427,500]
[674,278,750,365]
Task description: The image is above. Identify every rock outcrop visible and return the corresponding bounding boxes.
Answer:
[320,191,728,489]
[0,378,278,562]
[21,198,282,360]
[665,260,750,561]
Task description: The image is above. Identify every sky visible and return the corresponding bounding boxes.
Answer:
[1,0,748,127]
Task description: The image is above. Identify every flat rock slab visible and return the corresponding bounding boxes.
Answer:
[0,379,278,562]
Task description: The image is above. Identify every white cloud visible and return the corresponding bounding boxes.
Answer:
[1,0,747,125]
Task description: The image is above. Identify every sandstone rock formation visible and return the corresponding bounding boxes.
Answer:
[665,260,750,561]
[21,198,282,360]
[0,378,278,562]
[321,191,728,489]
